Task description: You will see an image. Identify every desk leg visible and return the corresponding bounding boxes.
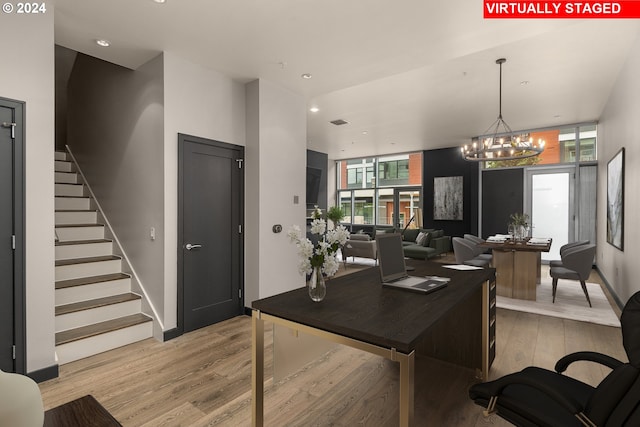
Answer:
[398,351,415,427]
[252,310,264,427]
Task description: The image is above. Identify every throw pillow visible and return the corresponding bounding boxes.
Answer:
[422,232,432,247]
[416,232,427,246]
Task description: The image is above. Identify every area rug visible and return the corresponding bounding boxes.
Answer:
[497,279,621,327]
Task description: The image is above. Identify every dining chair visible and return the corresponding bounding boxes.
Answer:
[549,244,596,307]
[463,234,492,261]
[549,240,589,268]
[469,290,640,427]
[452,237,490,267]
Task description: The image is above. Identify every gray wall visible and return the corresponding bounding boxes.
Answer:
[597,32,640,305]
[67,53,166,330]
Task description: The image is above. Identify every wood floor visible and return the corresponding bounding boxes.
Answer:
[39,263,627,426]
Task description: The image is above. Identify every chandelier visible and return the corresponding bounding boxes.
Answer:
[462,58,545,162]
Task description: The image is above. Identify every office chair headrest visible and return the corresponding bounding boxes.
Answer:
[621,291,640,367]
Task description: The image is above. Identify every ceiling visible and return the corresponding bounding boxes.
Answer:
[53,0,640,159]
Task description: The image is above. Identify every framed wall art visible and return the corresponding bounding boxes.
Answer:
[607,147,624,250]
[434,176,463,220]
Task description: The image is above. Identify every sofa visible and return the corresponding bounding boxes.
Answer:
[400,228,451,259]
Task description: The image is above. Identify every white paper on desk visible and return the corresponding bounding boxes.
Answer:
[442,264,484,271]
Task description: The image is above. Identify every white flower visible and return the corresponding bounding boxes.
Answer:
[298,258,312,276]
[289,218,345,279]
[326,226,349,246]
[312,205,323,219]
[287,225,302,243]
[298,239,314,259]
[310,218,326,235]
[322,255,339,277]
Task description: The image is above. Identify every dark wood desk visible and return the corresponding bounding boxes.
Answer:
[251,261,496,426]
[480,239,551,301]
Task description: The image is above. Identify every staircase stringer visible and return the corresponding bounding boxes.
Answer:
[63,145,164,335]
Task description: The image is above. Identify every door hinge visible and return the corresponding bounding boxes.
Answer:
[239,289,242,299]
[239,225,242,234]
[1,122,16,139]
[11,235,15,250]
[12,345,16,360]
[236,159,243,169]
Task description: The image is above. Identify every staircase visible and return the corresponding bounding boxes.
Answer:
[54,150,153,364]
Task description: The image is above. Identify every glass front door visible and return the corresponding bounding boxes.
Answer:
[526,167,574,261]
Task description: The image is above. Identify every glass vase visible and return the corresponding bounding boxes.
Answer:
[307,266,326,302]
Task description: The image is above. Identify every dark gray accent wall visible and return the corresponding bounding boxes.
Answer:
[423,147,479,238]
[481,168,524,238]
[306,149,328,211]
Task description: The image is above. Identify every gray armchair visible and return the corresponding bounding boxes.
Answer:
[549,244,596,307]
[342,233,377,265]
[452,237,490,268]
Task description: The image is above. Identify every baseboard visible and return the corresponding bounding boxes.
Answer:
[163,327,181,342]
[29,364,59,383]
[595,265,624,310]
[244,306,252,316]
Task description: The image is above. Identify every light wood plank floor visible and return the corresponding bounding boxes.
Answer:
[39,265,627,426]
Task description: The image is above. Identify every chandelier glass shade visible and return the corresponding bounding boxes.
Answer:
[462,58,545,162]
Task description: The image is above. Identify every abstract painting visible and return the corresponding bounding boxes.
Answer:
[607,148,624,250]
[434,176,463,220]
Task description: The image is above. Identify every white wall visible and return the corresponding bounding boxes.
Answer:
[597,32,640,305]
[245,79,307,304]
[0,11,56,373]
[163,52,246,330]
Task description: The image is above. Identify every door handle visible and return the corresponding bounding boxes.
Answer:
[185,243,202,250]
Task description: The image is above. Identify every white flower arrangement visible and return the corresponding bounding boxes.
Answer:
[288,207,350,277]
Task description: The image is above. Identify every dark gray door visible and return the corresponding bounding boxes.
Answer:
[1,98,24,373]
[178,134,243,333]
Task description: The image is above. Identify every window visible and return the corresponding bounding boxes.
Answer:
[483,123,597,169]
[336,152,423,225]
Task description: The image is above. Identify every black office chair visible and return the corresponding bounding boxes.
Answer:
[469,291,640,427]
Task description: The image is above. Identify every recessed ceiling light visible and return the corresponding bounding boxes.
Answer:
[362,131,368,135]
[153,0,166,3]
[301,73,312,79]
[95,39,110,47]
[520,80,530,85]
[309,106,319,113]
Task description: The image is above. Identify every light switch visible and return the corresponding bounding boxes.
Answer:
[150,227,156,241]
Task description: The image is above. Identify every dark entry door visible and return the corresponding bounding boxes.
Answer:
[1,98,24,373]
[179,134,244,333]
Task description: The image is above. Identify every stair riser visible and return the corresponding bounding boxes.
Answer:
[56,226,105,241]
[55,211,98,226]
[55,183,85,197]
[55,197,91,211]
[55,160,74,172]
[55,172,78,184]
[56,299,142,333]
[55,278,131,306]
[55,152,68,161]
[55,241,113,261]
[56,321,153,365]
[55,259,122,281]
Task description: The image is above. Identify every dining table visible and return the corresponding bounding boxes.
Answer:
[479,236,552,301]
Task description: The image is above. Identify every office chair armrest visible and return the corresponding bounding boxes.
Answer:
[479,372,584,416]
[555,351,624,373]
